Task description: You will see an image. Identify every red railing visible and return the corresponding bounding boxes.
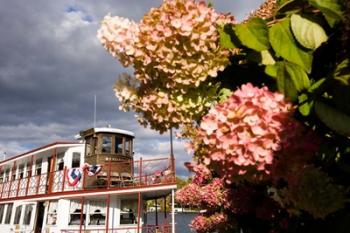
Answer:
[60,224,172,233]
[0,157,175,201]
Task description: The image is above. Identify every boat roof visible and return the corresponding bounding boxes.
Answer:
[80,127,135,138]
[0,141,82,166]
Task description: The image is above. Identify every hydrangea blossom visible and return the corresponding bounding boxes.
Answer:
[190,213,228,233]
[176,178,227,208]
[194,83,298,181]
[98,0,235,132]
[97,15,139,66]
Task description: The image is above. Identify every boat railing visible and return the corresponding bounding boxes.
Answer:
[60,224,172,233]
[0,156,175,200]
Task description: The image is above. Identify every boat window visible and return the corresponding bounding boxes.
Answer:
[23,204,34,225]
[56,153,64,171]
[125,138,132,157]
[120,200,137,225]
[13,205,22,224]
[72,153,81,168]
[69,200,86,225]
[26,161,32,177]
[0,170,3,183]
[47,201,58,225]
[0,204,5,224]
[4,169,9,182]
[89,201,106,225]
[115,136,123,154]
[86,137,96,157]
[18,164,24,179]
[4,203,13,224]
[35,159,42,175]
[11,167,16,181]
[101,135,112,154]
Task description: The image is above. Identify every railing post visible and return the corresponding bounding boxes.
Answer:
[106,194,110,233]
[48,148,57,194]
[107,160,112,188]
[15,177,21,197]
[139,158,142,186]
[79,197,85,233]
[137,192,141,233]
[62,166,67,192]
[25,155,34,196]
[35,174,41,195]
[171,189,175,233]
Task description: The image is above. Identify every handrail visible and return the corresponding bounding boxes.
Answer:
[0,156,176,201]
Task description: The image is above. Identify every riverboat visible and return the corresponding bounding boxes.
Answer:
[0,127,176,233]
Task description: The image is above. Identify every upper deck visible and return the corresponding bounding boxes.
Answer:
[0,128,176,202]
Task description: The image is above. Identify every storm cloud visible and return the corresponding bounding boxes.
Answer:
[0,0,264,176]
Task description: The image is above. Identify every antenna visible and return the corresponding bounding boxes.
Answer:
[94,94,97,128]
[170,128,174,157]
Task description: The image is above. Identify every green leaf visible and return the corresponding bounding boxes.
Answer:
[218,88,232,103]
[261,50,276,65]
[218,25,236,49]
[277,62,298,101]
[298,93,314,116]
[265,64,278,78]
[334,59,350,85]
[276,61,311,100]
[315,101,350,137]
[291,14,328,50]
[308,0,343,24]
[234,18,269,51]
[308,78,326,92]
[269,18,313,73]
[284,61,311,91]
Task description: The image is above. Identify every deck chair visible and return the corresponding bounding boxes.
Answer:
[120,172,134,187]
[110,172,122,187]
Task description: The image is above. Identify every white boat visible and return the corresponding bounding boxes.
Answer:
[0,127,176,233]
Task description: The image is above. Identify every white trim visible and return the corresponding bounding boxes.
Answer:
[94,128,135,137]
[0,185,177,204]
[0,144,82,166]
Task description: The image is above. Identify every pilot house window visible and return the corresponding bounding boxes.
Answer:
[115,137,123,154]
[101,136,112,153]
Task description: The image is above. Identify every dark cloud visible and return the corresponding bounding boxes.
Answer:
[0,0,264,176]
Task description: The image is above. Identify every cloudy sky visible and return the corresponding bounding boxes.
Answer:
[0,0,264,176]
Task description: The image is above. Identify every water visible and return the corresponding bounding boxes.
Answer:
[146,212,197,233]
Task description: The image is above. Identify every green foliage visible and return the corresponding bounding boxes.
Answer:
[269,18,313,73]
[291,14,328,50]
[315,101,350,137]
[234,18,270,51]
[334,59,350,85]
[218,25,237,49]
[276,61,310,100]
[308,0,343,24]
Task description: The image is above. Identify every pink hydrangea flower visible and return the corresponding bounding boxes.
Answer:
[195,83,298,181]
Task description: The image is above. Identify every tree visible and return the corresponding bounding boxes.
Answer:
[98,0,350,232]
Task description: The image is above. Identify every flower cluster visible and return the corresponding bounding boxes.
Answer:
[98,0,235,132]
[184,162,211,185]
[175,183,202,207]
[97,15,139,67]
[190,213,228,233]
[246,0,277,20]
[195,83,297,181]
[114,77,219,132]
[176,178,227,208]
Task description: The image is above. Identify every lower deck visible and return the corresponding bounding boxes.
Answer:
[0,185,176,233]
